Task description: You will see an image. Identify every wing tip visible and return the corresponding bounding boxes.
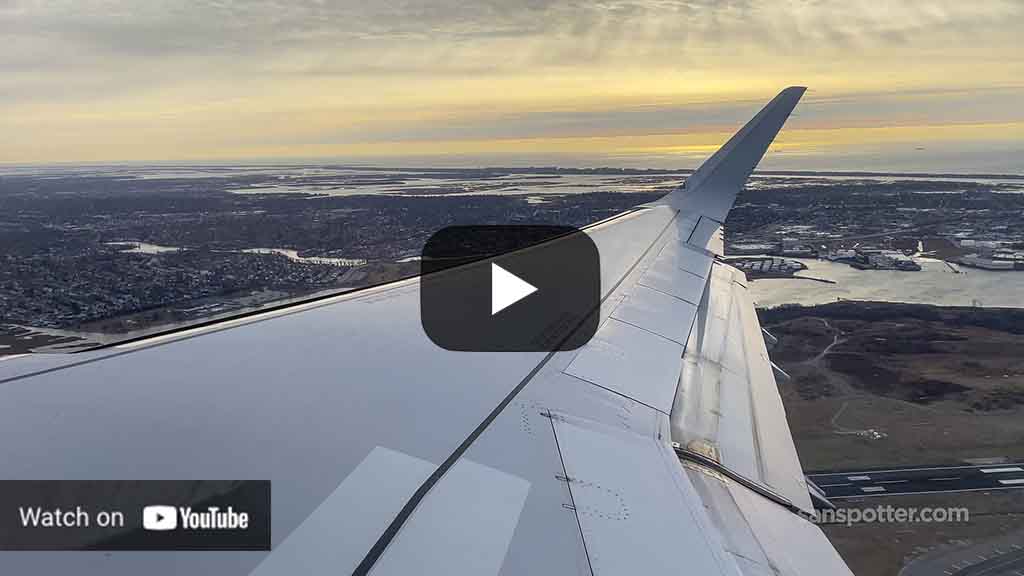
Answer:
[653,85,807,218]
[778,85,808,103]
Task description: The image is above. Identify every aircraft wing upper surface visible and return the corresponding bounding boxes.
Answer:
[0,87,854,575]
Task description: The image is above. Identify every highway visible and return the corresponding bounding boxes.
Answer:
[808,463,1024,499]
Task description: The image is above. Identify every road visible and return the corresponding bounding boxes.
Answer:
[808,463,1024,499]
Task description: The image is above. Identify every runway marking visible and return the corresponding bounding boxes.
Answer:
[878,480,909,484]
[982,467,1024,474]
[998,479,1024,485]
[931,476,961,481]
[819,482,852,487]
[848,475,871,481]
[829,484,1024,498]
[808,463,1024,477]
[861,486,886,493]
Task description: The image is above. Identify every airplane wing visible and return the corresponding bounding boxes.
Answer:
[0,87,854,575]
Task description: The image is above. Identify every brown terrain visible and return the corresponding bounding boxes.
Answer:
[760,301,1024,575]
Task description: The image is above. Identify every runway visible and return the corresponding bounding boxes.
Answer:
[808,463,1024,499]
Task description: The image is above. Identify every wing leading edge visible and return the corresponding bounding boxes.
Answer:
[0,87,853,576]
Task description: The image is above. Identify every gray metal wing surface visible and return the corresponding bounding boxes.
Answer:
[0,87,854,575]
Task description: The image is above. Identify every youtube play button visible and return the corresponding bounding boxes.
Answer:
[490,263,537,315]
[420,225,600,352]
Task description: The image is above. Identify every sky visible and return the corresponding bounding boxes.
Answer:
[2,0,1022,172]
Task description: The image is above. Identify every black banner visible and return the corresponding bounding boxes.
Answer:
[0,480,270,550]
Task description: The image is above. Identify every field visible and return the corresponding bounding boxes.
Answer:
[761,302,1024,470]
[761,301,1024,575]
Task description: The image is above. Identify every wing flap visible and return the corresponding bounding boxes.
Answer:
[672,261,813,513]
[687,466,854,576]
[552,413,739,576]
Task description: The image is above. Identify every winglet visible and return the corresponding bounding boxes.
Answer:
[658,86,806,221]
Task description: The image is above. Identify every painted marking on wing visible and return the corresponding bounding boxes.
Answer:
[250,446,434,576]
[861,486,886,493]
[847,475,871,481]
[371,458,531,576]
[981,467,1024,474]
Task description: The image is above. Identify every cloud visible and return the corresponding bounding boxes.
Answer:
[1,0,1022,162]
[5,1,1020,70]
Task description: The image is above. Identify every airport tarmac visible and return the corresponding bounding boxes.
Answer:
[900,531,1024,576]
